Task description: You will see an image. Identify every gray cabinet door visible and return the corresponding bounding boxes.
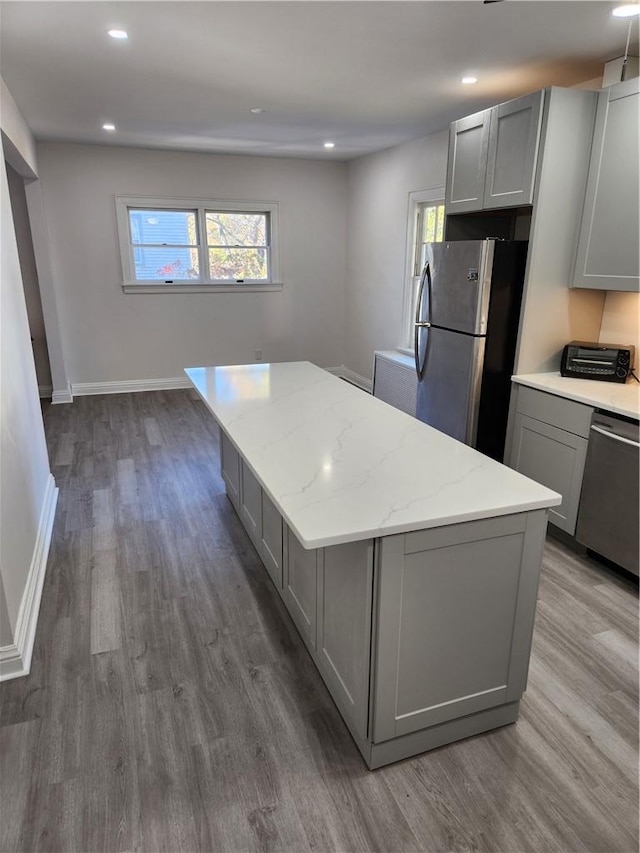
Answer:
[445,109,491,214]
[284,527,318,651]
[220,429,240,510]
[509,412,587,534]
[261,491,283,589]
[484,91,544,209]
[572,78,640,291]
[316,540,374,741]
[240,460,262,546]
[372,513,546,743]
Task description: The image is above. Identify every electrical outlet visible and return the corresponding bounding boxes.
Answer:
[254,349,263,361]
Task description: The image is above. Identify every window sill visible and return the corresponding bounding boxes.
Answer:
[122,283,283,294]
[396,346,413,357]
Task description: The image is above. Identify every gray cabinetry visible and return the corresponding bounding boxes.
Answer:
[240,460,261,545]
[316,540,374,741]
[372,514,542,743]
[445,109,490,214]
[217,424,548,769]
[220,429,240,510]
[446,91,544,214]
[507,385,592,534]
[260,491,283,588]
[484,91,544,210]
[572,77,640,292]
[283,527,318,651]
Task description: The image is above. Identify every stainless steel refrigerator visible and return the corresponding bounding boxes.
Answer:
[414,239,528,462]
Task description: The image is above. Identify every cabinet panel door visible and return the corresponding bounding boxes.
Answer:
[509,413,587,534]
[572,79,640,291]
[284,528,318,651]
[220,429,240,510]
[373,514,544,743]
[484,91,544,209]
[261,491,283,589]
[240,460,262,545]
[316,541,374,740]
[445,110,491,214]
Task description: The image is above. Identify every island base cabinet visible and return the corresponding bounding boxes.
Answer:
[217,426,549,769]
[220,429,240,510]
[260,491,283,589]
[316,541,374,742]
[283,529,318,651]
[370,512,547,748]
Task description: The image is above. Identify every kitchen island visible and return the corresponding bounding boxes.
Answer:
[186,361,560,768]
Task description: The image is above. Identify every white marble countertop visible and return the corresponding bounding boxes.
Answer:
[186,362,560,549]
[512,373,640,420]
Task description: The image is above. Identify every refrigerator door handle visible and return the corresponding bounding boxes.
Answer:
[414,262,432,380]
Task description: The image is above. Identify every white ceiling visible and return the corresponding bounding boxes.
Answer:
[1,1,637,160]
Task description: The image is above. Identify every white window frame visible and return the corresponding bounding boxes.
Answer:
[398,187,445,354]
[115,195,282,293]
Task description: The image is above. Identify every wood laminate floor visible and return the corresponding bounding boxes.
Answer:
[1,390,637,853]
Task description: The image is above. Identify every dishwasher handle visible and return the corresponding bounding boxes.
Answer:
[591,424,640,449]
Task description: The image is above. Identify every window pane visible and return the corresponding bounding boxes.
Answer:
[134,247,200,280]
[129,209,197,246]
[206,212,267,247]
[209,247,268,281]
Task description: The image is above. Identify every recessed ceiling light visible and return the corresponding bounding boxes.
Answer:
[108,29,128,39]
[324,141,335,149]
[250,107,266,114]
[462,76,478,85]
[612,4,640,15]
[102,123,116,131]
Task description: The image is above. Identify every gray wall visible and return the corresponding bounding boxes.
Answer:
[6,163,51,392]
[0,90,52,643]
[35,142,349,385]
[344,131,448,381]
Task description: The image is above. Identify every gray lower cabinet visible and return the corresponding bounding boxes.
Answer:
[316,540,374,741]
[572,77,640,291]
[372,514,542,744]
[220,429,240,510]
[219,426,547,768]
[260,491,283,589]
[240,460,262,546]
[506,385,592,535]
[283,527,318,651]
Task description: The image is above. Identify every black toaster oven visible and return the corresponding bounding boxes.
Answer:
[560,341,635,383]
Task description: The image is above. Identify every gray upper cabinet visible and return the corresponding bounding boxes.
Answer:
[484,91,544,209]
[446,91,544,214]
[445,109,491,214]
[572,77,640,292]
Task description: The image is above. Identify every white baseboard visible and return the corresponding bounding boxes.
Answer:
[51,386,73,404]
[325,365,372,393]
[341,367,373,393]
[71,376,193,397]
[0,474,58,681]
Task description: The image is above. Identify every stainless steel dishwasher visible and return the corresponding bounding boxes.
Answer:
[576,409,639,576]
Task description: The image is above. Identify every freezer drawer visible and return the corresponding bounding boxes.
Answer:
[576,411,639,575]
[416,326,485,445]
